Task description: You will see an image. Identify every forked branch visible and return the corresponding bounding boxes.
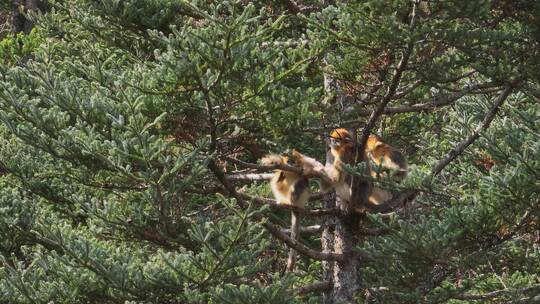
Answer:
[208,160,345,261]
[370,83,515,213]
[262,220,346,262]
[431,83,514,175]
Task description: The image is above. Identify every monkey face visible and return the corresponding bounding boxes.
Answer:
[329,128,354,149]
[366,134,383,152]
[328,137,341,149]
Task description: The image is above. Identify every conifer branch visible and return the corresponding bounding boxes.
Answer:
[368,82,515,213]
[357,0,418,154]
[431,83,514,175]
[454,283,540,301]
[224,156,334,185]
[352,83,494,117]
[208,160,345,261]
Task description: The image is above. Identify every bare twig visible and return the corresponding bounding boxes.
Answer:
[225,155,334,185]
[226,173,274,181]
[262,220,345,262]
[225,156,303,175]
[281,225,324,234]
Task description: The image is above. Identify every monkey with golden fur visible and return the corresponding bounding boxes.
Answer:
[260,152,310,272]
[324,128,373,213]
[260,154,310,209]
[366,134,408,180]
[323,128,408,210]
[365,134,408,205]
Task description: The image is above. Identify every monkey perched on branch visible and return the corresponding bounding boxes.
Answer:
[259,133,408,269]
[260,152,310,272]
[324,128,373,213]
[260,153,310,210]
[366,134,408,180]
[366,134,408,205]
[323,129,409,211]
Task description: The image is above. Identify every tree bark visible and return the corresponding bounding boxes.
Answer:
[331,196,360,303]
[321,59,362,303]
[321,193,361,303]
[321,193,336,304]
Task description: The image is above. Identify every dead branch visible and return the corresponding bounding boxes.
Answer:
[225,155,334,186]
[281,225,324,234]
[262,220,346,262]
[226,173,274,181]
[225,156,303,175]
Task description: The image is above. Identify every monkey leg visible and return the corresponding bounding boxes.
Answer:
[286,210,301,272]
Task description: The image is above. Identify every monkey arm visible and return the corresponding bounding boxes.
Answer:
[238,151,336,185]
[294,151,336,185]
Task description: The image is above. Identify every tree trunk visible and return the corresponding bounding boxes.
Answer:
[331,196,360,303]
[322,60,361,304]
[321,195,361,303]
[321,193,336,304]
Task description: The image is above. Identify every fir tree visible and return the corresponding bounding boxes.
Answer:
[0,1,539,303]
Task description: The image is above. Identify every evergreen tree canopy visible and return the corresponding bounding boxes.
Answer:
[0,0,539,303]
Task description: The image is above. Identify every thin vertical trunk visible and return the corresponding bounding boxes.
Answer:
[12,0,25,33]
[321,193,336,304]
[331,196,360,303]
[321,194,361,303]
[322,62,361,303]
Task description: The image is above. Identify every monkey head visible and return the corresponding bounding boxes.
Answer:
[329,128,355,153]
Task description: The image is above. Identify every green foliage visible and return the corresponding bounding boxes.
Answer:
[0,28,44,65]
[0,0,539,303]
